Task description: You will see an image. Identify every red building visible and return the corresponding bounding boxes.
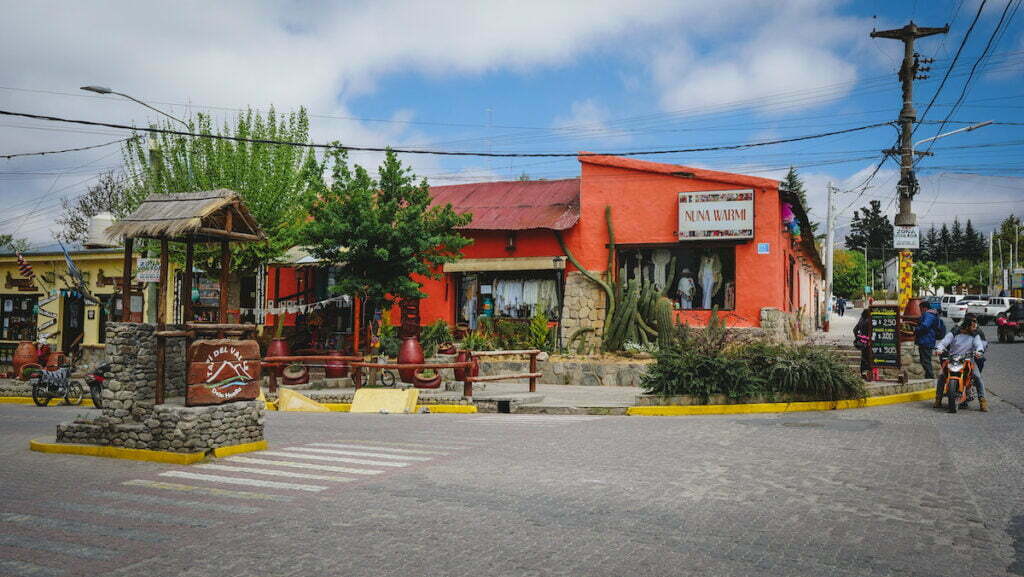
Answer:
[416,154,824,347]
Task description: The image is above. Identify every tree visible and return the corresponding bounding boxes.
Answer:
[933,265,961,292]
[993,214,1021,269]
[950,218,964,261]
[54,171,132,244]
[938,223,952,263]
[962,219,985,261]
[0,234,31,253]
[303,148,473,309]
[783,167,820,237]
[844,200,893,259]
[832,249,866,298]
[122,107,322,271]
[921,225,939,262]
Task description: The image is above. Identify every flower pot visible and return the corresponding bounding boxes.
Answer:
[397,336,423,384]
[413,369,442,389]
[266,338,290,376]
[325,351,349,379]
[13,341,37,381]
[282,364,309,386]
[453,350,479,381]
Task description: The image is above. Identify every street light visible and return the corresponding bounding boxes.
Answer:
[80,85,189,128]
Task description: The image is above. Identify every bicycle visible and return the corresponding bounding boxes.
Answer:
[29,366,85,407]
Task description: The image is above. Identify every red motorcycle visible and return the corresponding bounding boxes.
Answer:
[940,353,977,414]
[84,363,111,409]
[996,312,1024,343]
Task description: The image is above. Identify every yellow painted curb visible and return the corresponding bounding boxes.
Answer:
[420,404,477,413]
[29,439,206,464]
[1,397,95,407]
[322,403,352,412]
[626,388,935,416]
[211,440,268,458]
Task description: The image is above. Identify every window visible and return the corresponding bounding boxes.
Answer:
[1,295,38,341]
[618,245,736,310]
[456,271,561,328]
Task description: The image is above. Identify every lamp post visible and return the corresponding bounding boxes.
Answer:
[80,86,189,128]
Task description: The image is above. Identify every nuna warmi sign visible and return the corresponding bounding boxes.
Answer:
[678,190,755,240]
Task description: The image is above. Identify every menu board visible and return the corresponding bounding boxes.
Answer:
[870,305,900,368]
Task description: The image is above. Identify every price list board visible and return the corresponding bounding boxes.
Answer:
[870,305,900,368]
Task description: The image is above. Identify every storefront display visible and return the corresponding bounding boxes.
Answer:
[456,272,559,324]
[1,295,38,341]
[619,246,735,310]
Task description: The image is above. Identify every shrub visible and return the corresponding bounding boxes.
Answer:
[526,310,554,352]
[495,319,531,350]
[420,320,454,357]
[460,329,493,351]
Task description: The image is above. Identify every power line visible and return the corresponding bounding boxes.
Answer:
[0,137,131,160]
[0,109,895,159]
[915,0,987,131]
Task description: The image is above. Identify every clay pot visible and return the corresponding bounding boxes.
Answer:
[453,350,479,381]
[13,341,37,381]
[325,351,349,379]
[45,351,65,370]
[413,369,442,389]
[282,364,309,386]
[397,336,423,384]
[266,338,290,376]
[437,343,457,355]
[900,297,924,342]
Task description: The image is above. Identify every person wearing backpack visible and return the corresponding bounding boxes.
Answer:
[913,300,943,379]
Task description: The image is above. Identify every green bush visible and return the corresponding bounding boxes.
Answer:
[641,324,865,402]
[495,319,531,350]
[526,310,554,352]
[420,320,454,357]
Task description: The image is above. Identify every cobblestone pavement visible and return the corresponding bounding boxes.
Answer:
[2,347,1023,577]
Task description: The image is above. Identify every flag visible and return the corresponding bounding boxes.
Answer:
[58,242,100,305]
[16,252,34,280]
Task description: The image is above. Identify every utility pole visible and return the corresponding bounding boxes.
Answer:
[146,135,161,324]
[824,183,836,330]
[989,231,994,295]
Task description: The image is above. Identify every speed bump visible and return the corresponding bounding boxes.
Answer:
[276,388,330,412]
[350,388,419,413]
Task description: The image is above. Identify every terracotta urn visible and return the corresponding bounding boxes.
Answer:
[453,350,479,381]
[266,338,290,376]
[13,341,37,381]
[397,336,423,384]
[324,350,349,379]
[900,297,925,342]
[282,363,309,386]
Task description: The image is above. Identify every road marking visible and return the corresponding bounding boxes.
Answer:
[286,446,432,461]
[0,513,167,543]
[122,479,294,502]
[87,490,262,514]
[0,559,63,577]
[226,456,385,475]
[0,535,117,561]
[160,470,328,492]
[308,442,451,456]
[261,450,409,468]
[195,463,355,483]
[470,415,603,422]
[52,502,214,527]
[331,439,480,449]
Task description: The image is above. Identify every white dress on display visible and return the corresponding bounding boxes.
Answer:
[698,254,722,310]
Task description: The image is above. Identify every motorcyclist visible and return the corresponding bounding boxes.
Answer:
[951,312,988,372]
[934,316,988,412]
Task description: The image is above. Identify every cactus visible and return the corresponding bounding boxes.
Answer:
[655,296,674,349]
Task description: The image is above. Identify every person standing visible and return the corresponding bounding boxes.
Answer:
[913,300,942,380]
[837,297,847,317]
[854,308,872,380]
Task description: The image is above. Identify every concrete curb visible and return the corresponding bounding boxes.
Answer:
[265,402,476,414]
[1,396,95,407]
[29,438,268,464]
[626,388,935,416]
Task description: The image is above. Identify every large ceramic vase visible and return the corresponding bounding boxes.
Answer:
[453,350,479,381]
[397,336,423,384]
[266,338,290,377]
[900,297,925,342]
[324,351,349,379]
[13,341,37,380]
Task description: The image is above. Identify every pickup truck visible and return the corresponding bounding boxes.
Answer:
[967,297,1023,325]
[948,295,989,322]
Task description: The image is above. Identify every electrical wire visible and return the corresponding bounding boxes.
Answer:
[0,137,131,160]
[915,0,987,132]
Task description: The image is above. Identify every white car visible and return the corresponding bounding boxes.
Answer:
[949,295,989,322]
[939,294,967,317]
[967,297,1023,325]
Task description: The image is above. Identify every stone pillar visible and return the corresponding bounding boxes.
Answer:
[559,271,606,354]
[102,322,157,424]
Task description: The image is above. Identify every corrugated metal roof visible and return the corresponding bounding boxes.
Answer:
[430,179,580,231]
[579,154,780,190]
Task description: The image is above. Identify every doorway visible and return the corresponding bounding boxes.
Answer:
[61,295,85,352]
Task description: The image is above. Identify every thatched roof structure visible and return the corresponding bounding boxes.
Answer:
[105,189,265,242]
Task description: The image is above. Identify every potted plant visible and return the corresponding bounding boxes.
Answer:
[266,310,290,376]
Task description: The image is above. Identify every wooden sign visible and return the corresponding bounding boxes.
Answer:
[186,339,262,406]
[870,305,900,368]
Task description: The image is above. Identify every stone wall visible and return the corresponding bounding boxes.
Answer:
[478,357,653,387]
[559,271,606,353]
[102,322,186,422]
[759,307,813,342]
[56,400,263,452]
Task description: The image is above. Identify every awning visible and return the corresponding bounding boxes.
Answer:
[443,256,566,273]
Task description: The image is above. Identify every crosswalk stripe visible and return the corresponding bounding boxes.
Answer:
[0,535,117,561]
[286,446,432,461]
[261,450,409,468]
[122,479,294,502]
[0,513,167,543]
[308,442,451,456]
[0,559,63,577]
[52,502,214,527]
[195,463,355,483]
[331,439,480,450]
[471,415,602,422]
[160,471,328,492]
[226,456,385,475]
[88,490,262,514]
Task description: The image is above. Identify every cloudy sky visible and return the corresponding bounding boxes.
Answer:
[1,0,1022,246]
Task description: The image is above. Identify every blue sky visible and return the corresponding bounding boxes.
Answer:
[1,0,1022,245]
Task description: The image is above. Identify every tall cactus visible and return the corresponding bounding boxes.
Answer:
[655,296,675,349]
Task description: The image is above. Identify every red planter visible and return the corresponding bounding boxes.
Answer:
[325,351,349,379]
[13,341,37,381]
[266,338,290,376]
[453,350,479,381]
[397,337,423,384]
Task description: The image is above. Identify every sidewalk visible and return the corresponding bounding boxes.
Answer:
[816,306,860,345]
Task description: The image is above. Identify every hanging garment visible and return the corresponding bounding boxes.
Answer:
[677,275,695,309]
[699,254,722,309]
[536,279,558,316]
[522,279,540,305]
[651,249,672,291]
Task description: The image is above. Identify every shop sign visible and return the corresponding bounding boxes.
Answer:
[757,242,770,254]
[678,190,754,240]
[136,258,160,283]
[186,340,261,406]
[893,225,920,249]
[870,305,900,368]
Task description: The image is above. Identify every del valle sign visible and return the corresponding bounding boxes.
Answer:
[678,190,755,240]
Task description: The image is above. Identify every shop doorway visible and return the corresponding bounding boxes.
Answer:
[61,296,85,352]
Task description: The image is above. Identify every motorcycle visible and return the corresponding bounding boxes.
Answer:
[29,366,84,407]
[940,353,978,414]
[84,363,111,409]
[996,312,1024,343]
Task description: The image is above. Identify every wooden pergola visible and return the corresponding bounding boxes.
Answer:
[106,189,265,404]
